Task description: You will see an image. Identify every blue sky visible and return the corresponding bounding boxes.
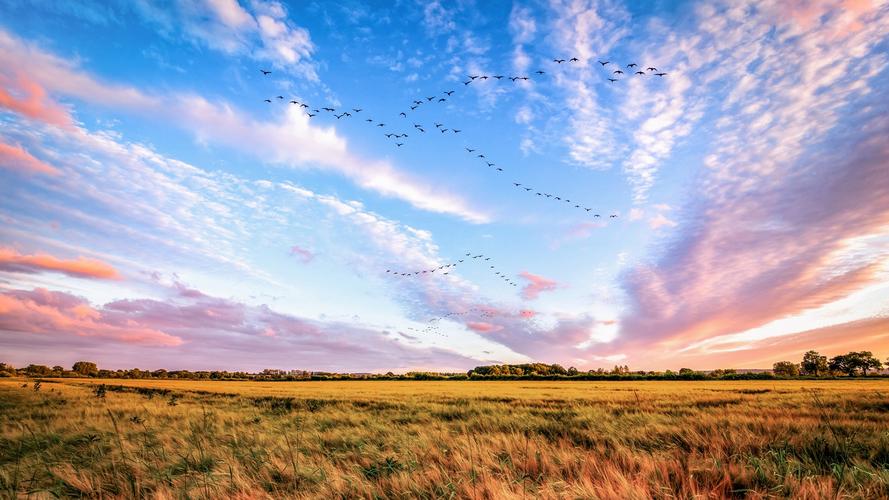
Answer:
[1,0,888,372]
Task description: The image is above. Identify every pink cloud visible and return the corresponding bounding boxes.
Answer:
[0,247,120,280]
[0,288,181,346]
[519,271,560,300]
[289,245,314,263]
[1,283,481,372]
[619,117,889,354]
[0,72,72,128]
[648,213,677,229]
[466,321,503,333]
[0,141,60,176]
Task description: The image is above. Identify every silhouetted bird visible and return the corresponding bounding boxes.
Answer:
[635,71,645,75]
[261,70,272,75]
[452,129,460,133]
[627,63,637,68]
[396,143,404,147]
[438,98,446,102]
[535,70,545,75]
[464,80,472,85]
[290,100,299,104]
[646,67,657,72]
[608,78,618,83]
[493,75,504,79]
[466,148,476,152]
[554,58,566,63]
[307,113,316,117]
[655,72,667,76]
[264,99,272,103]
[598,61,610,66]
[569,57,579,62]
[614,70,624,75]
[353,108,362,112]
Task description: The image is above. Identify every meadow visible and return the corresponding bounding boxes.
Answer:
[0,378,887,499]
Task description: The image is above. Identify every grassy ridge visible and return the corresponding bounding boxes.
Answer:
[1,379,887,498]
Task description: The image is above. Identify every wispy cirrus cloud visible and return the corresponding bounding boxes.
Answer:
[0,29,489,223]
[0,141,59,176]
[132,0,318,80]
[0,246,119,280]
[617,0,889,357]
[0,71,73,128]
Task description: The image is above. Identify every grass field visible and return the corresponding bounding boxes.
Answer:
[1,378,887,498]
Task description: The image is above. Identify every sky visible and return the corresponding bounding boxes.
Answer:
[1,0,888,373]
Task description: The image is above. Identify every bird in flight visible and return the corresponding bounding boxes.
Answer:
[635,71,646,75]
[276,96,284,100]
[400,112,407,117]
[365,118,373,122]
[627,63,638,68]
[307,113,316,117]
[396,143,404,147]
[453,129,461,133]
[655,72,667,77]
[608,78,618,83]
[435,123,443,128]
[438,98,446,102]
[469,75,479,80]
[323,107,335,112]
[493,75,504,80]
[444,91,455,96]
[613,70,624,75]
[466,148,476,152]
[263,99,272,103]
[535,70,545,75]
[569,57,579,62]
[598,61,610,66]
[554,58,566,63]
[260,70,271,75]
[610,214,618,218]
[463,80,472,85]
[480,76,489,80]
[353,108,362,112]
[289,100,299,104]
[646,67,657,72]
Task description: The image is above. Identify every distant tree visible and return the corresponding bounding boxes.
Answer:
[772,361,800,377]
[72,361,99,377]
[678,368,695,376]
[25,364,51,377]
[830,351,882,376]
[567,366,578,376]
[801,351,828,376]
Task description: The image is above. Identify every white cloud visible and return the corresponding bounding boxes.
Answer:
[0,29,489,224]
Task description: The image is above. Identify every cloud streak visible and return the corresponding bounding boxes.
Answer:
[0,246,120,280]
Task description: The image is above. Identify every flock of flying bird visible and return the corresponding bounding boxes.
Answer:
[407,308,498,336]
[259,55,667,330]
[260,56,665,221]
[386,252,518,287]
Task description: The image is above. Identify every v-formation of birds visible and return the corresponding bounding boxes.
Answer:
[260,56,661,217]
[386,253,517,287]
[258,56,666,321]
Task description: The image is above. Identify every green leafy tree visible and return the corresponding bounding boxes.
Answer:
[772,361,800,377]
[72,361,99,376]
[801,351,828,376]
[830,351,882,376]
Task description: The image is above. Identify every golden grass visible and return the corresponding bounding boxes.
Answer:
[1,378,887,498]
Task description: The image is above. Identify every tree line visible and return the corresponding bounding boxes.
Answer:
[1,349,885,381]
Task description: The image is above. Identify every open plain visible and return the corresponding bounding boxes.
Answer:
[1,378,887,498]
